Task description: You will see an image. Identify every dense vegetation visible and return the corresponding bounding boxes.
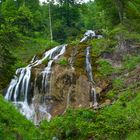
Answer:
[0,95,40,139]
[0,0,140,139]
[0,0,140,88]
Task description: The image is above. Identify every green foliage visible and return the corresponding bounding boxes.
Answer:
[0,0,140,139]
[1,0,17,19]
[13,38,59,64]
[91,38,117,57]
[15,4,33,35]
[113,78,124,89]
[42,58,49,65]
[1,89,140,140]
[91,39,107,57]
[126,131,140,140]
[70,39,80,46]
[58,57,68,66]
[106,90,117,100]
[0,24,20,89]
[118,89,136,102]
[0,95,40,140]
[123,55,140,71]
[39,90,140,139]
[109,24,140,43]
[97,59,114,76]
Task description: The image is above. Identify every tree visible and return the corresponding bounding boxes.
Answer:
[48,1,53,42]
[25,0,40,12]
[1,0,17,19]
[15,4,33,35]
[0,24,19,89]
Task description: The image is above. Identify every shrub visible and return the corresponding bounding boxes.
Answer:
[0,95,40,140]
[123,55,140,71]
[40,91,140,140]
[106,90,117,99]
[90,37,117,58]
[113,78,124,89]
[97,59,114,76]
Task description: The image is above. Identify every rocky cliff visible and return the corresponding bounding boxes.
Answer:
[5,30,140,126]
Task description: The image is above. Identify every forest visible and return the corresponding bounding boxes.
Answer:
[0,0,140,139]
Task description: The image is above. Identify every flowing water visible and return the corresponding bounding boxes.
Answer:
[5,45,66,124]
[85,46,98,108]
[5,30,100,124]
[80,30,96,42]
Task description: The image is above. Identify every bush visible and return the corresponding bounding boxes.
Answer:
[40,91,140,140]
[97,59,114,76]
[0,95,40,140]
[106,90,117,99]
[123,55,140,71]
[91,38,116,57]
[113,78,124,89]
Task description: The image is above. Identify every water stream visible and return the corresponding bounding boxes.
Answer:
[85,46,98,108]
[5,45,66,124]
[5,30,100,124]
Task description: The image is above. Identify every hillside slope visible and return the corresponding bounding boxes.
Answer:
[1,34,140,139]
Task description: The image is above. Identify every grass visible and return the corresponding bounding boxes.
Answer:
[0,95,39,140]
[13,37,59,67]
[123,55,140,71]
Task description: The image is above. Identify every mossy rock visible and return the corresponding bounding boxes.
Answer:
[64,45,75,57]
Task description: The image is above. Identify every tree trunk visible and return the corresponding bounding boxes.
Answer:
[114,0,124,23]
[48,2,53,42]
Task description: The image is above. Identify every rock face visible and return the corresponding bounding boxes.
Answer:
[5,31,108,124]
[30,43,95,123]
[50,65,91,116]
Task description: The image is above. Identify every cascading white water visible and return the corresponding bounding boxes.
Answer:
[40,45,66,93]
[80,30,103,42]
[5,30,100,124]
[80,30,96,42]
[5,44,66,124]
[85,47,94,83]
[85,46,98,108]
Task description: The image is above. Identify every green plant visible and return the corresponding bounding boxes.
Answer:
[97,59,114,76]
[91,38,116,57]
[0,95,40,140]
[58,57,68,66]
[123,55,140,71]
[39,91,140,139]
[106,90,117,99]
[113,78,124,89]
[42,58,49,65]
[70,39,80,46]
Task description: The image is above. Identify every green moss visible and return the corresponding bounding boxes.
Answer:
[74,57,84,67]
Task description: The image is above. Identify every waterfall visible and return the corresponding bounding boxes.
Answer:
[85,46,98,108]
[5,44,66,124]
[80,30,96,42]
[85,47,94,83]
[5,30,100,123]
[40,45,66,93]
